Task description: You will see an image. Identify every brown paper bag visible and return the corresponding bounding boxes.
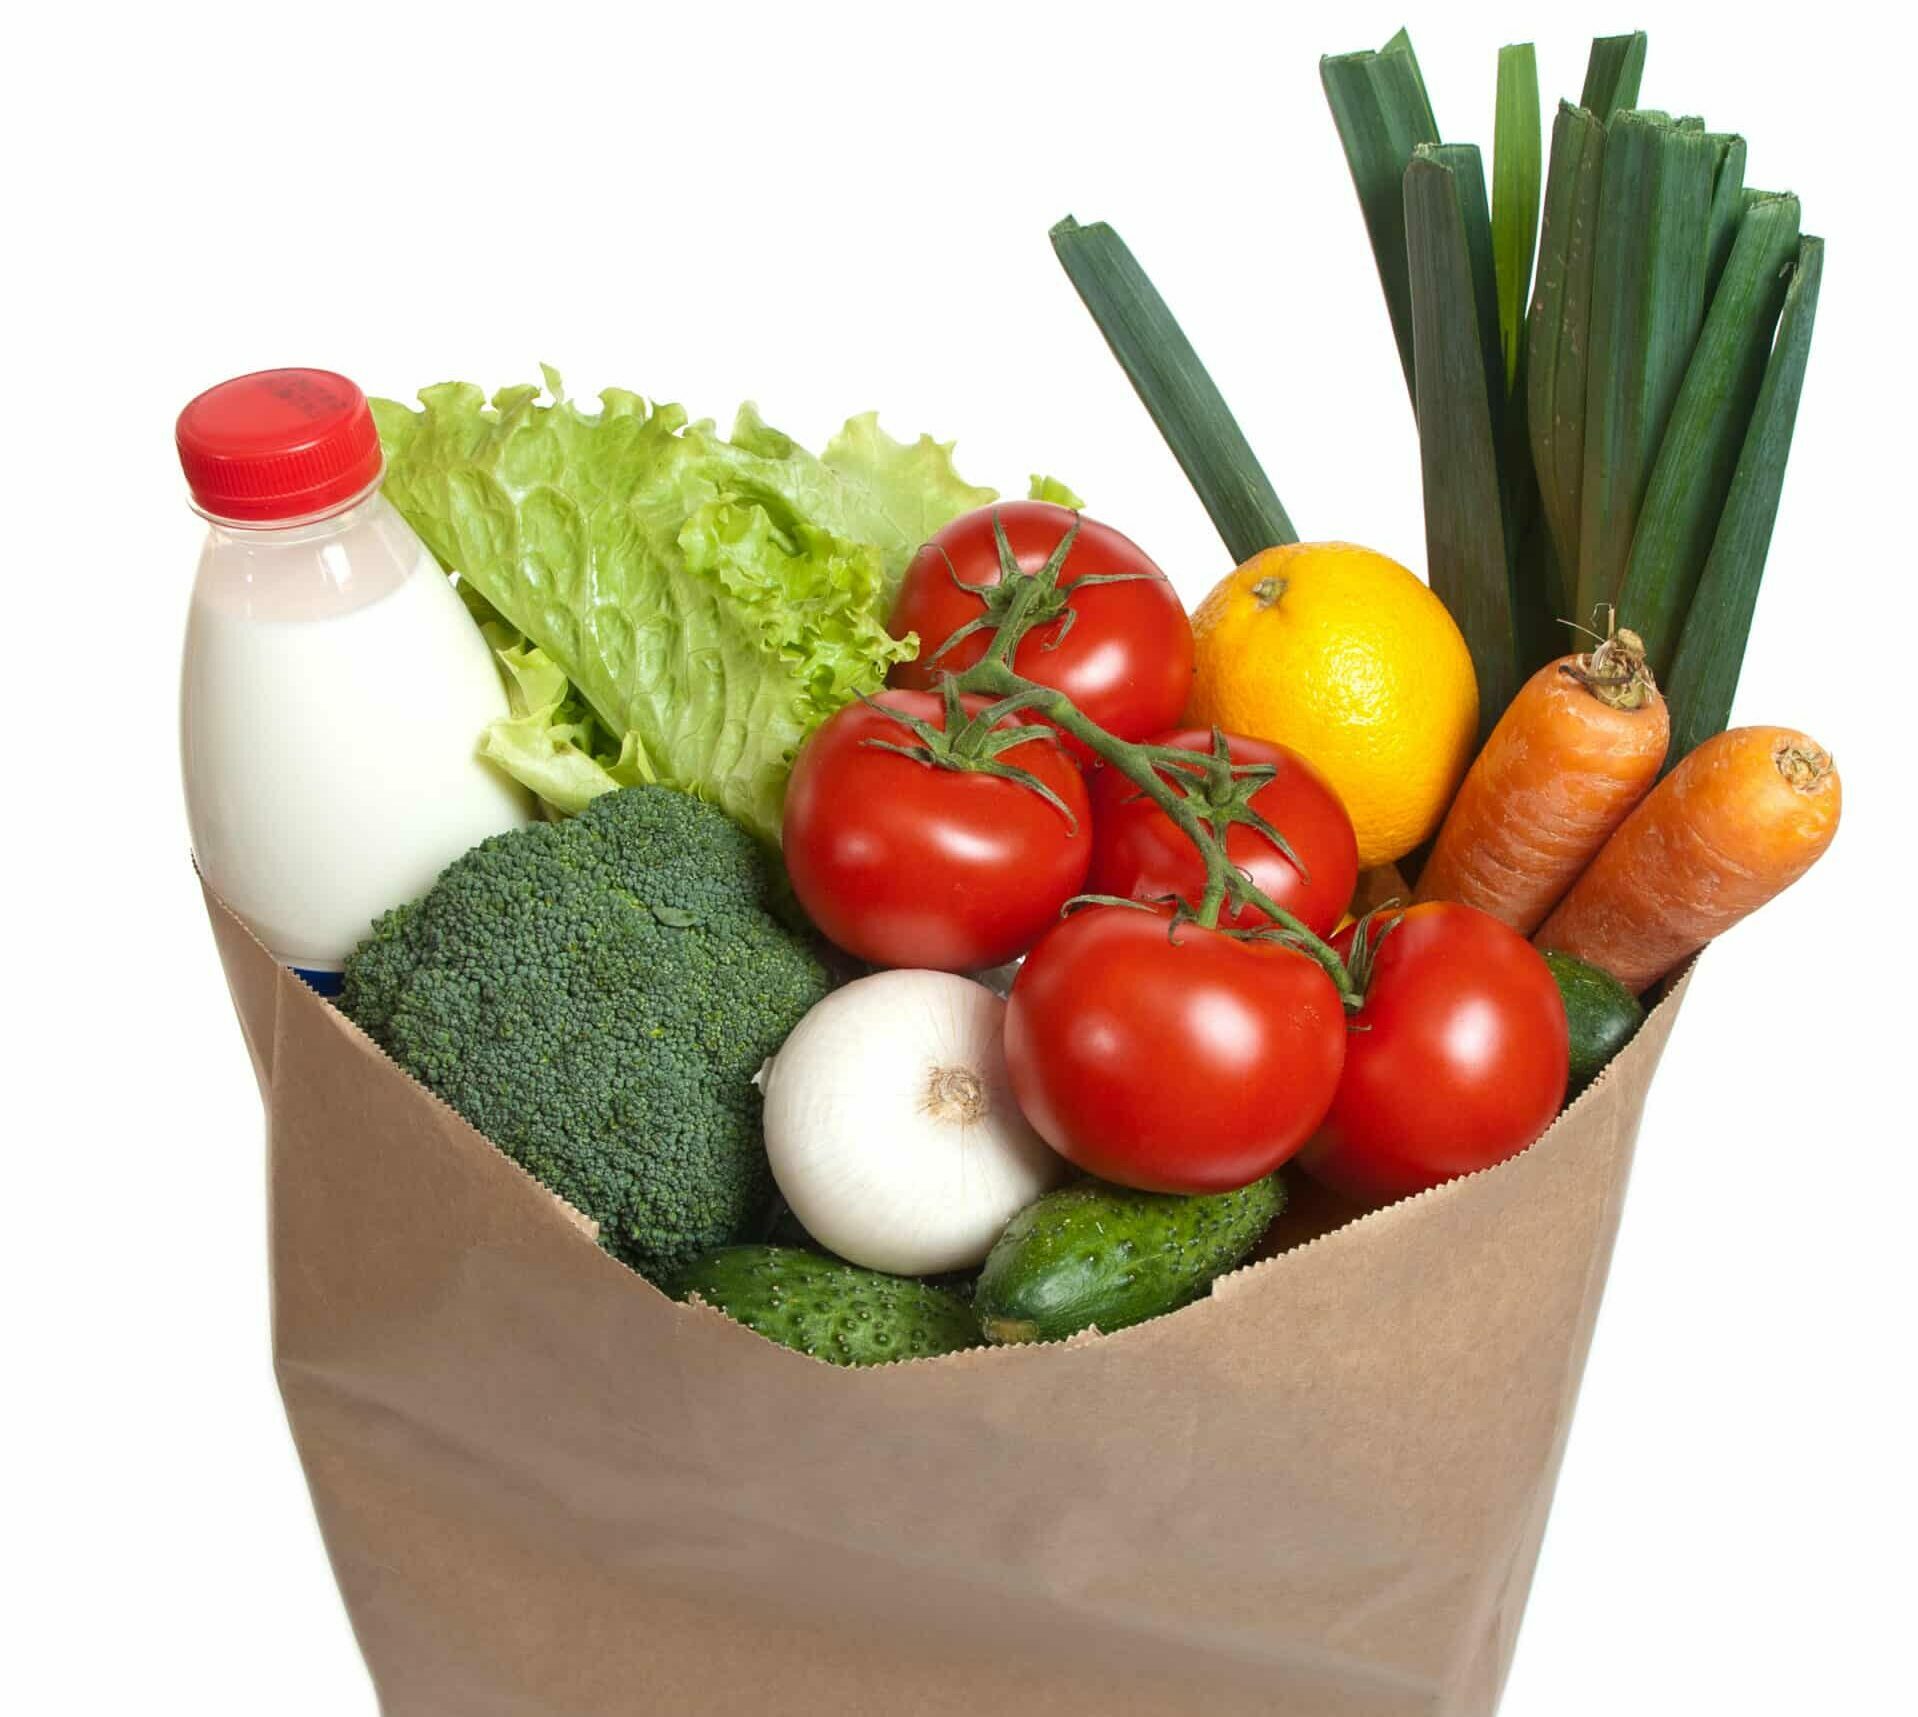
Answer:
[205,881,1689,1717]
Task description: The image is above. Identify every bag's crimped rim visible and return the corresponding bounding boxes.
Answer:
[1200,958,1691,1285]
[205,877,1692,1376]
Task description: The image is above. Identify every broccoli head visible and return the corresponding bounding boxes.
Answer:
[341,786,832,1281]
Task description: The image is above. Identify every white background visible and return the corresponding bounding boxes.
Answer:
[7,2,1914,1711]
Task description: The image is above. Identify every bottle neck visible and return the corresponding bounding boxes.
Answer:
[190,480,424,624]
[195,475,387,545]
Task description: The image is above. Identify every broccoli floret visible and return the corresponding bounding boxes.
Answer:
[336,898,416,1042]
[340,787,832,1281]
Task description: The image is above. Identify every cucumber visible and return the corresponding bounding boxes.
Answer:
[757,1205,974,1299]
[1544,950,1645,1094]
[974,1175,1284,1344]
[671,1246,981,1366]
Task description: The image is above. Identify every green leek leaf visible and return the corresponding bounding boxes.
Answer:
[1581,32,1648,122]
[1704,134,1750,302]
[1417,143,1505,435]
[1381,25,1434,115]
[1321,32,1442,401]
[1050,216,1295,561]
[1618,193,1802,677]
[1576,111,1718,624]
[1664,237,1824,764]
[1526,101,1608,615]
[1406,151,1521,736]
[1492,43,1542,392]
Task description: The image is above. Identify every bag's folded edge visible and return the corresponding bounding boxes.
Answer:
[203,875,1691,1374]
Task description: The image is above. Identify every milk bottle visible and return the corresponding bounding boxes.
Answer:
[179,368,531,992]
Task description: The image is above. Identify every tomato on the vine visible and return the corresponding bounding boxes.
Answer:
[1087,729,1358,936]
[887,501,1194,746]
[782,690,1090,972]
[1298,902,1570,1204]
[1004,904,1346,1194]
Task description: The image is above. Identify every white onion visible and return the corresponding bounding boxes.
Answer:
[756,969,1068,1275]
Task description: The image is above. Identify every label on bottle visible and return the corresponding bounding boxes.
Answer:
[291,965,345,998]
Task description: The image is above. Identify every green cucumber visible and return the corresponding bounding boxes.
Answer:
[975,1175,1284,1345]
[1544,951,1646,1094]
[672,1247,981,1367]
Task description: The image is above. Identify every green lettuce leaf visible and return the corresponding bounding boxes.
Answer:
[1027,474,1087,508]
[474,625,650,818]
[737,406,997,601]
[372,376,997,842]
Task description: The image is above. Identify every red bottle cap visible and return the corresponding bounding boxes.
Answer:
[176,369,383,523]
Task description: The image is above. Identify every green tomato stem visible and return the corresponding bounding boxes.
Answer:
[922,505,1356,1006]
[952,656,1356,1005]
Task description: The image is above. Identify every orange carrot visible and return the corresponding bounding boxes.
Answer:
[1416,630,1669,933]
[1534,725,1841,989]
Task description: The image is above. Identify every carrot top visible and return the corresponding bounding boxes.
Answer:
[1559,625,1657,712]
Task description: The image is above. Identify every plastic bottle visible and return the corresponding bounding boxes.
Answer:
[179,368,532,992]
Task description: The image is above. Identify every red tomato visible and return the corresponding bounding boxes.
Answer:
[1087,729,1358,936]
[1004,905,1346,1193]
[783,690,1091,971]
[1299,902,1570,1204]
[887,501,1194,746]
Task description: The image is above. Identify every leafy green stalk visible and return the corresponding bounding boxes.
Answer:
[1618,193,1803,677]
[1406,150,1521,737]
[1492,43,1542,392]
[1416,140,1554,674]
[1050,216,1295,562]
[1381,25,1434,113]
[1580,31,1648,122]
[1512,491,1565,676]
[1495,330,1559,678]
[1419,143,1506,435]
[1527,101,1608,617]
[1321,31,1442,400]
[1664,237,1825,765]
[1704,134,1750,301]
[1576,112,1718,623]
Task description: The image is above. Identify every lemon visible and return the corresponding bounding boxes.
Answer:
[1187,542,1478,869]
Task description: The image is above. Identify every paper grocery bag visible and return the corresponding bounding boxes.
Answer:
[205,882,1690,1717]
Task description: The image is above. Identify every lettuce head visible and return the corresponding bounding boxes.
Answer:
[372,369,1008,843]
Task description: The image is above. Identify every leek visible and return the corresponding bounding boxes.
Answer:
[1049,216,1295,562]
[1575,111,1717,624]
[1492,43,1542,392]
[1321,32,1441,401]
[1526,101,1607,615]
[1618,193,1802,677]
[1664,237,1824,763]
[1406,150,1520,735]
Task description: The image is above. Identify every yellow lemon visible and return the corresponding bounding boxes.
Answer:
[1187,542,1478,869]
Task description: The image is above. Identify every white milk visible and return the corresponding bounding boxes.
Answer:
[181,489,532,981]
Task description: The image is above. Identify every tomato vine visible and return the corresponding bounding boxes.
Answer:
[869,512,1361,1006]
